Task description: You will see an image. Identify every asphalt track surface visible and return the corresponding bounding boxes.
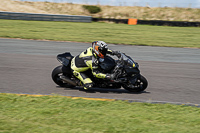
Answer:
[0,38,200,105]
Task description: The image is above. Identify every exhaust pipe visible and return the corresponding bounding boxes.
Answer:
[60,75,77,86]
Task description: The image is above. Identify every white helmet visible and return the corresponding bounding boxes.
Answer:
[92,41,108,58]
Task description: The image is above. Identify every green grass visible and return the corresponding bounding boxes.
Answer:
[0,93,200,133]
[0,19,200,48]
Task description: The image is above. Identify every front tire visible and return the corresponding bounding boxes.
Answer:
[122,75,148,92]
[51,65,74,88]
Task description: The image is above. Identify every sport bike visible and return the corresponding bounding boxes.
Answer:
[52,52,148,92]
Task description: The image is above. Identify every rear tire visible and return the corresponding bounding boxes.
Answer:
[123,75,148,92]
[51,65,74,88]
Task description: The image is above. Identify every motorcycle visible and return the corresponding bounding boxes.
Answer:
[52,52,148,92]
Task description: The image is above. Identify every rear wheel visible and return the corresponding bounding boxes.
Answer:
[122,75,148,92]
[51,65,74,88]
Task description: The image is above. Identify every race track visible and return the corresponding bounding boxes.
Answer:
[0,38,200,105]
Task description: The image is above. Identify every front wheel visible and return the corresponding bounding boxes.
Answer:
[122,75,148,92]
[51,65,74,88]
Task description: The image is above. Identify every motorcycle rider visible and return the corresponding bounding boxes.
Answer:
[71,41,120,90]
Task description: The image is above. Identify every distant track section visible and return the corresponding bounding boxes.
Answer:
[1,11,199,27]
[92,18,200,27]
[0,11,92,23]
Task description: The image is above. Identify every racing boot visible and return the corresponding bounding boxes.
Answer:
[83,83,93,90]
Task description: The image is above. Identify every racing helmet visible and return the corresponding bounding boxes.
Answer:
[92,41,108,58]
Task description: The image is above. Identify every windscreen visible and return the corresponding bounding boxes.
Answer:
[121,53,137,68]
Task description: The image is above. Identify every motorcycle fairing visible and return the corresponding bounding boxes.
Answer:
[99,56,115,73]
[57,52,74,66]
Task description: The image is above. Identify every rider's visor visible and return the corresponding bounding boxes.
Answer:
[99,47,108,57]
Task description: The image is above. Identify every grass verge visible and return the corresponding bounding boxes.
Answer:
[0,19,200,48]
[0,93,200,133]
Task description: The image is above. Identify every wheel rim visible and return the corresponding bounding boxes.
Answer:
[54,73,65,85]
[135,79,144,89]
[123,78,146,92]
